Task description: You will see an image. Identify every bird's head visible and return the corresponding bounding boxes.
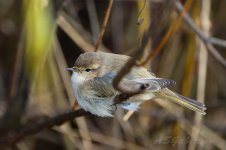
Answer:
[66,52,101,82]
[66,52,131,83]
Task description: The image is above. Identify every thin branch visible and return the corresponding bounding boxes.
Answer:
[136,0,194,66]
[94,0,114,52]
[173,0,226,68]
[53,37,93,149]
[209,37,226,48]
[188,1,210,149]
[137,0,147,25]
[111,30,153,112]
[53,36,75,105]
[137,0,226,67]
[156,99,226,150]
[112,28,151,94]
[57,11,110,52]
[0,73,29,136]
[205,43,226,67]
[173,0,226,49]
[0,29,28,135]
[86,0,100,42]
[57,13,95,52]
[6,29,25,103]
[0,109,88,149]
[0,89,136,148]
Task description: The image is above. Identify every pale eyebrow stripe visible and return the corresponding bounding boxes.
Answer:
[91,64,99,68]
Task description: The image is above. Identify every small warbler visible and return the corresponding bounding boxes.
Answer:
[66,52,206,117]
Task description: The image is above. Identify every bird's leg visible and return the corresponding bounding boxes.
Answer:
[113,93,133,105]
[72,100,79,111]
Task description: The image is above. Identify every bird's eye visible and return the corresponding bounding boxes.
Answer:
[85,68,92,72]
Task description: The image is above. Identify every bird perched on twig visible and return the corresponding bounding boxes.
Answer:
[66,52,206,117]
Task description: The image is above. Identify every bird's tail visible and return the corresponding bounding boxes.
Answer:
[163,89,206,115]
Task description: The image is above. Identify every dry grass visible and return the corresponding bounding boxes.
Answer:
[0,0,226,150]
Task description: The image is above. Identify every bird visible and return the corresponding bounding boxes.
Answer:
[66,52,206,117]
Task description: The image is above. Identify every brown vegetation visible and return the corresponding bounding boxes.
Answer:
[0,0,226,149]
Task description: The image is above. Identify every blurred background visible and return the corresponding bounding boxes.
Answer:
[0,0,226,149]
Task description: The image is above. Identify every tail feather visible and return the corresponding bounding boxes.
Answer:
[164,90,206,115]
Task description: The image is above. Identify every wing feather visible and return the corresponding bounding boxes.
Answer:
[94,73,176,94]
[133,78,176,91]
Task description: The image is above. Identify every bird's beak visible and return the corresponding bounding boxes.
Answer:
[65,67,74,71]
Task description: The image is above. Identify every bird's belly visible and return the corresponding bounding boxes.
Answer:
[75,92,115,117]
[120,92,156,111]
[129,92,156,102]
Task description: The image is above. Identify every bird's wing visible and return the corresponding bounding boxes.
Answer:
[92,72,118,97]
[93,72,144,96]
[94,72,176,94]
[133,78,176,91]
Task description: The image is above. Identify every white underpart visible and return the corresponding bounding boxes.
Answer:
[71,72,114,117]
[129,92,155,101]
[71,72,86,94]
[120,92,155,111]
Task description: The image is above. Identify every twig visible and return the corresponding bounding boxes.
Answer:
[173,0,226,68]
[112,28,151,94]
[156,99,226,150]
[137,0,147,25]
[54,37,93,149]
[209,37,226,48]
[94,0,114,52]
[0,109,88,149]
[57,12,96,52]
[86,0,100,42]
[136,0,194,66]
[0,72,29,137]
[206,43,226,66]
[53,37,75,105]
[6,29,24,103]
[173,0,226,49]
[188,1,210,149]
[0,29,27,135]
[112,21,156,99]
[57,11,109,52]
